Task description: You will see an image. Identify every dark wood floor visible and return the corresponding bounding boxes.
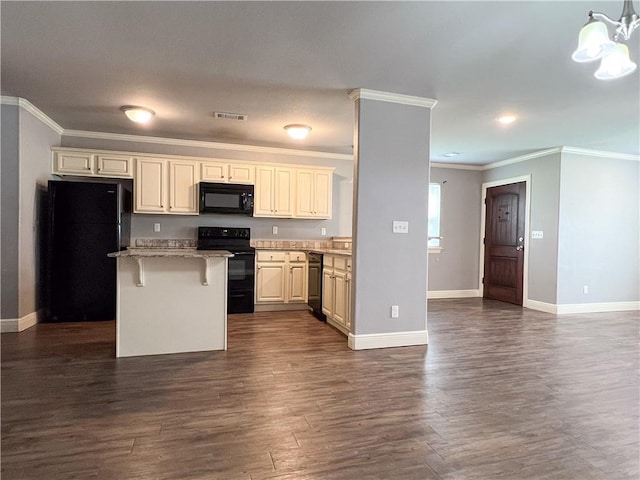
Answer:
[2,299,638,479]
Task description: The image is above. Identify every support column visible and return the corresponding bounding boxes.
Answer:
[348,89,436,350]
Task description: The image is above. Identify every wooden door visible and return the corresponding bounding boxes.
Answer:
[483,182,526,305]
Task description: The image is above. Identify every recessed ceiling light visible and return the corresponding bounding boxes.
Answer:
[121,106,155,124]
[443,152,460,157]
[497,115,517,125]
[284,124,312,140]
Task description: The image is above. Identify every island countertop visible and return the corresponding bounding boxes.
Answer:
[108,248,233,258]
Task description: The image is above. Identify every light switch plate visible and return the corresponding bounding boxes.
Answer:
[392,221,409,234]
[391,305,399,318]
[531,230,544,239]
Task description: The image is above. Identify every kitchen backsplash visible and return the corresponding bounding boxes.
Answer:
[133,238,352,250]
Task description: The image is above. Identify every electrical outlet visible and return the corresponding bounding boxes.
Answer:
[154,223,161,233]
[583,285,589,294]
[272,226,278,235]
[391,305,399,318]
[392,221,409,234]
[321,227,327,236]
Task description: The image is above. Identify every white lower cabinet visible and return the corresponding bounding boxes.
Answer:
[255,251,308,308]
[322,255,352,334]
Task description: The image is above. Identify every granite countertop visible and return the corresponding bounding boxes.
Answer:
[307,248,352,256]
[108,248,233,258]
[253,246,351,256]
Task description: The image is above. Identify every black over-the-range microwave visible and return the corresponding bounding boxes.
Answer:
[199,182,254,215]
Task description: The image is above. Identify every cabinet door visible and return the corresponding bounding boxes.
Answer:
[333,269,347,326]
[321,267,334,316]
[228,164,255,184]
[135,158,167,213]
[273,168,293,217]
[168,161,199,214]
[96,155,133,178]
[294,169,314,217]
[201,162,227,182]
[313,170,332,218]
[256,263,286,302]
[254,167,275,216]
[288,262,307,303]
[54,152,95,176]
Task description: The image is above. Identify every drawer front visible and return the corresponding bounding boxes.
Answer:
[323,255,334,268]
[288,251,306,263]
[333,256,348,271]
[256,251,287,262]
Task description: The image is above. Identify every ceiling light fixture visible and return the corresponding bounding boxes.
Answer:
[121,106,155,124]
[497,115,517,125]
[572,0,639,80]
[284,124,312,140]
[443,152,460,158]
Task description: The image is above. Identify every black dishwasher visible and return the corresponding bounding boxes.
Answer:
[307,252,326,320]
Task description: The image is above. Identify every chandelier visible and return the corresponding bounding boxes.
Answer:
[572,0,639,80]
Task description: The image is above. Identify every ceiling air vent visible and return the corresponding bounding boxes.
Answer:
[214,112,248,121]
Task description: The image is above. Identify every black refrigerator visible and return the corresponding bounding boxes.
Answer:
[46,181,131,322]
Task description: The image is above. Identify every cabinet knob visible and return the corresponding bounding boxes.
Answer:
[229,176,232,180]
[220,175,224,178]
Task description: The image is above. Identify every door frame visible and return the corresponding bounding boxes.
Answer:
[479,175,531,307]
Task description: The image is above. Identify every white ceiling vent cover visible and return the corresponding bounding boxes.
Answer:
[214,112,248,121]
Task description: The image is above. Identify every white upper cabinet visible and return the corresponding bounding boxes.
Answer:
[168,160,199,214]
[254,166,294,217]
[295,169,332,219]
[51,147,333,218]
[135,158,198,215]
[96,154,133,178]
[135,158,167,213]
[201,161,255,184]
[53,149,133,178]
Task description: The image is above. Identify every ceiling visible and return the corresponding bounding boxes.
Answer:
[2,1,639,165]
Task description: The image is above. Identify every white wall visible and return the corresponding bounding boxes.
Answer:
[18,108,60,316]
[557,153,639,304]
[1,104,20,319]
[428,166,482,292]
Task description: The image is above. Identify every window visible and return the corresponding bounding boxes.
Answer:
[428,183,441,248]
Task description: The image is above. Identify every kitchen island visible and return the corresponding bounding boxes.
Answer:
[108,248,233,358]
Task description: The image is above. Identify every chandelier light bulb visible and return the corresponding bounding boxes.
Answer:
[121,106,155,124]
[572,20,616,62]
[284,124,312,140]
[594,43,637,79]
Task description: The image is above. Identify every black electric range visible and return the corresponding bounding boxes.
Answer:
[197,227,255,314]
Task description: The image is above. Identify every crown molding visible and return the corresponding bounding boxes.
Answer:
[431,162,482,171]
[62,130,354,161]
[481,147,562,171]
[560,146,640,162]
[349,89,437,109]
[1,96,64,135]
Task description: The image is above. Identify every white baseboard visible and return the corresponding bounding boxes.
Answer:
[428,289,481,299]
[525,299,640,315]
[253,303,310,312]
[1,310,40,333]
[348,330,428,350]
[556,301,640,314]
[524,299,557,314]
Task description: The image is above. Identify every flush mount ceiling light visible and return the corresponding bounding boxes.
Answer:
[284,124,312,140]
[121,106,155,124]
[497,115,517,125]
[443,152,460,158]
[572,0,639,80]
